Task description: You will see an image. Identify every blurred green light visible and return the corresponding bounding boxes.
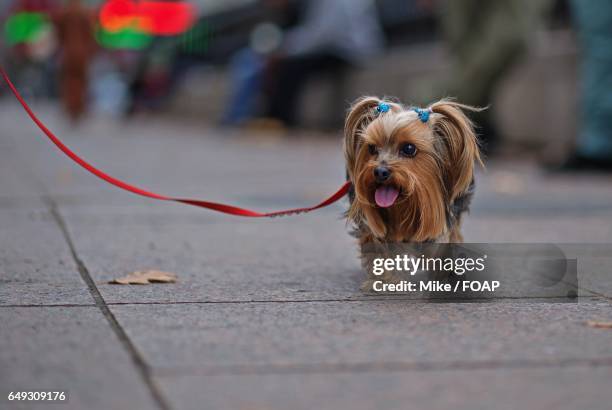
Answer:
[4,12,49,45]
[96,26,152,50]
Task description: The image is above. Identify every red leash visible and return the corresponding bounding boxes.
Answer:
[1,68,350,217]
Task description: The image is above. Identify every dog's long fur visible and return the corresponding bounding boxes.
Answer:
[343,97,483,288]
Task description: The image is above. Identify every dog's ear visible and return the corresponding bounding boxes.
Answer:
[430,100,483,201]
[344,97,381,180]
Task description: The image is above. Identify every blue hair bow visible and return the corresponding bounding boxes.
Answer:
[376,102,390,114]
[413,107,431,123]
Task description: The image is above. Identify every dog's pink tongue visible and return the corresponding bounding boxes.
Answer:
[375,186,399,208]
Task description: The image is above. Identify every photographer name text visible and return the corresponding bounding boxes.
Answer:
[371,280,500,293]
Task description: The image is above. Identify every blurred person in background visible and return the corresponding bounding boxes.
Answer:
[557,0,612,171]
[264,0,384,128]
[2,0,59,97]
[223,0,384,129]
[125,38,177,115]
[53,0,95,121]
[439,0,552,153]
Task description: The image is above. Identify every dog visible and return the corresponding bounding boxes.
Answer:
[343,97,483,290]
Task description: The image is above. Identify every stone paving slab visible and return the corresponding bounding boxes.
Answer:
[574,268,612,300]
[463,214,612,243]
[3,104,346,202]
[0,306,159,410]
[0,208,92,306]
[54,209,609,303]
[59,213,362,304]
[110,300,612,370]
[0,130,47,202]
[556,245,612,300]
[154,365,612,410]
[57,203,612,243]
[474,162,612,214]
[463,219,612,298]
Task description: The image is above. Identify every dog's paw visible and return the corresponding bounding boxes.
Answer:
[360,279,378,293]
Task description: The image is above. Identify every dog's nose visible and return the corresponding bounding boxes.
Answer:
[374,166,391,182]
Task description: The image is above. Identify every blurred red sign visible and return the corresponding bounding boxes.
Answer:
[99,0,196,36]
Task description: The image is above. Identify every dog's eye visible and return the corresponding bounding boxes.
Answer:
[400,143,417,157]
[368,144,378,155]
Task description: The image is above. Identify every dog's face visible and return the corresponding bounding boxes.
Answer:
[344,97,481,242]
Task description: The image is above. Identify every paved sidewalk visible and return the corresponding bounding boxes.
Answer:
[1,103,612,410]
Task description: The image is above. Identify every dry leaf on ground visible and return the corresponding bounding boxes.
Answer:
[109,270,177,285]
[586,320,612,329]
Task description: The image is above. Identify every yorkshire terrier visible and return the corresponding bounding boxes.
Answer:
[343,97,483,290]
